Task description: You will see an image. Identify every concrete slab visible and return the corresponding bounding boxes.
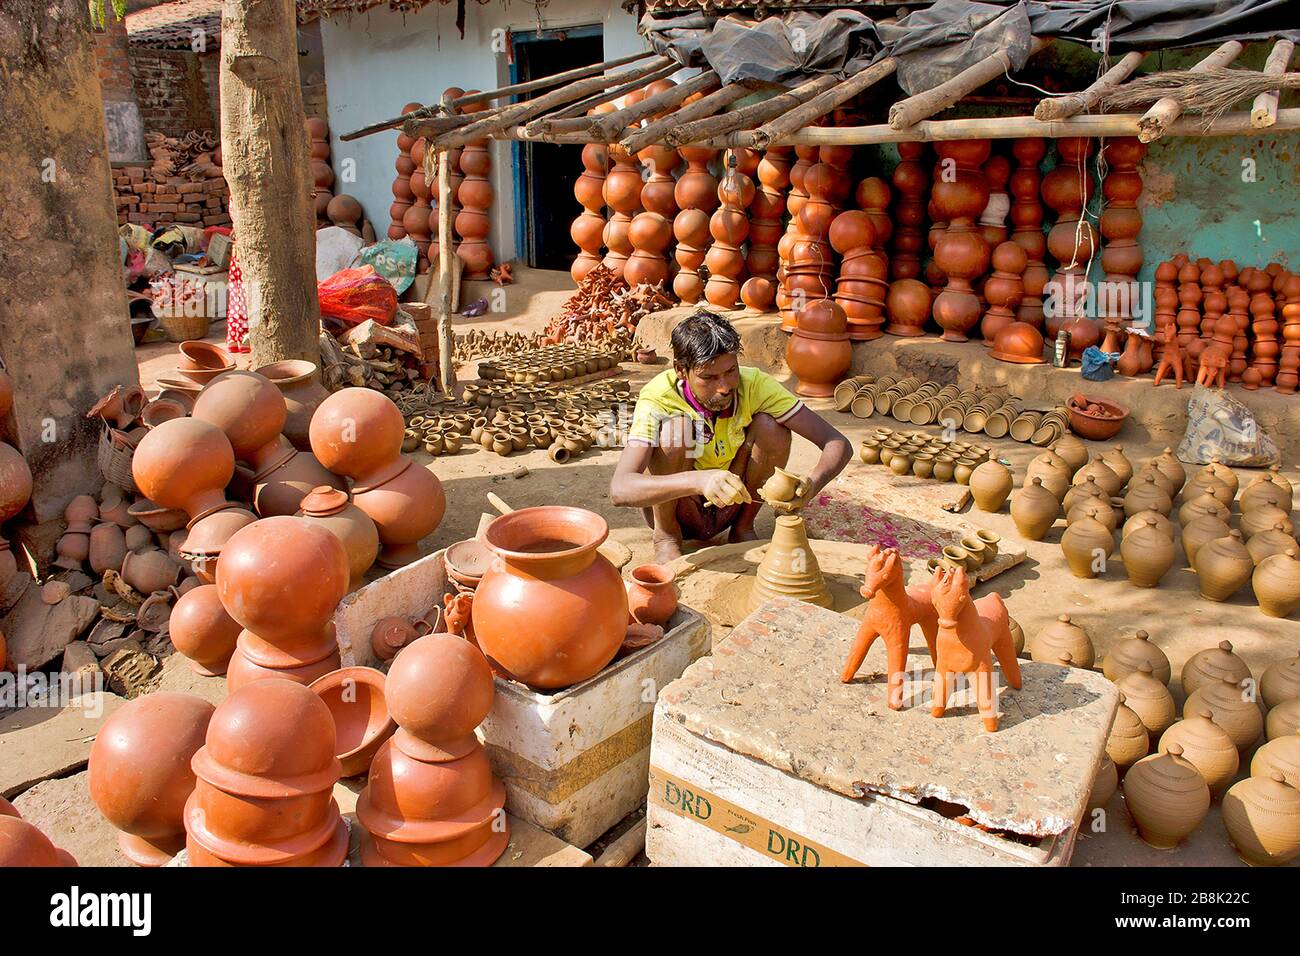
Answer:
[0,691,125,799]
[11,771,127,867]
[149,649,227,706]
[659,597,1118,838]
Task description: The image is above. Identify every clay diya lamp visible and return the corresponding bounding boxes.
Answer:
[0,817,78,867]
[309,666,397,778]
[473,506,627,689]
[310,388,446,568]
[185,680,347,867]
[170,584,241,676]
[626,563,678,627]
[297,486,380,591]
[356,634,509,867]
[88,692,214,866]
[216,516,349,691]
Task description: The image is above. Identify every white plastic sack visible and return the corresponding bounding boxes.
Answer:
[315,226,366,282]
[1176,384,1279,467]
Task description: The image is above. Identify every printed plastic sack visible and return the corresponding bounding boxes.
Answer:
[1176,384,1279,467]
[317,265,398,327]
[1080,346,1117,381]
[356,238,418,295]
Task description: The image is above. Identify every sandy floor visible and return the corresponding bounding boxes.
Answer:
[123,267,1299,867]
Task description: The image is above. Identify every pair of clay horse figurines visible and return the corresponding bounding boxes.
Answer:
[839,544,1022,732]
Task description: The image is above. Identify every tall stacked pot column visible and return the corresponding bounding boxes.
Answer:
[602,140,643,281]
[672,145,718,303]
[1042,137,1099,358]
[930,140,991,343]
[570,142,607,282]
[743,147,790,312]
[456,93,494,280]
[705,152,756,308]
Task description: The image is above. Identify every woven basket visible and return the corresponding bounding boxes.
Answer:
[157,312,211,343]
[98,427,138,494]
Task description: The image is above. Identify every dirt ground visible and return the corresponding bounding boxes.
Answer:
[98,267,1300,866]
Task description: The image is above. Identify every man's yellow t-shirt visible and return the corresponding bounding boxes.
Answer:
[628,366,802,471]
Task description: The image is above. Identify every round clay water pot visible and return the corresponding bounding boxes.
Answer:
[1031,614,1094,669]
[385,633,495,760]
[1122,745,1211,849]
[89,523,127,576]
[1107,694,1152,769]
[89,692,214,866]
[1123,509,1175,544]
[296,486,379,589]
[1260,652,1300,710]
[1025,450,1072,501]
[1051,434,1089,475]
[170,584,241,676]
[473,507,627,690]
[192,370,289,472]
[1181,640,1251,698]
[1121,518,1175,588]
[884,279,931,336]
[1184,678,1264,753]
[351,460,447,568]
[1103,630,1171,685]
[0,817,77,867]
[1011,477,1060,540]
[309,667,396,778]
[1158,709,1240,797]
[626,564,678,627]
[1061,516,1114,579]
[1253,549,1300,618]
[308,387,407,486]
[969,459,1013,512]
[1117,663,1178,737]
[1221,772,1300,866]
[131,418,235,520]
[253,360,330,452]
[1252,730,1300,786]
[1195,531,1254,602]
[215,516,350,646]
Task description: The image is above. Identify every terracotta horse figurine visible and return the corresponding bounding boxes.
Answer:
[927,565,1022,732]
[839,544,937,708]
[1153,321,1185,389]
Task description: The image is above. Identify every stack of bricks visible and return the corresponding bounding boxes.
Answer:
[405,303,440,380]
[112,165,231,229]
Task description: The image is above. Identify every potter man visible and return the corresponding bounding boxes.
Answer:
[610,310,852,564]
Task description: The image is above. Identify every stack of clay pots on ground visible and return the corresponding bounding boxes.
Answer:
[402,376,632,465]
[856,425,993,486]
[836,373,1069,447]
[476,344,625,384]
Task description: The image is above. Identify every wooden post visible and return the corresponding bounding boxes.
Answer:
[1137,41,1244,143]
[220,0,322,366]
[1034,51,1145,121]
[587,70,720,141]
[1252,40,1295,128]
[451,50,655,108]
[889,37,1052,129]
[435,142,456,394]
[665,74,839,147]
[620,82,752,154]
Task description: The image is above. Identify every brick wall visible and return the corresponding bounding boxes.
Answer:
[129,49,216,139]
[112,163,231,230]
[92,14,136,104]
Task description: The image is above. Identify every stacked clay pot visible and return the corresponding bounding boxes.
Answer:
[216,516,348,690]
[625,141,678,289]
[310,388,446,569]
[387,102,421,242]
[930,140,991,342]
[980,241,1026,347]
[357,634,508,866]
[88,692,214,865]
[672,145,718,303]
[310,666,396,778]
[704,153,755,308]
[296,485,380,591]
[889,142,927,281]
[602,141,642,280]
[830,210,887,339]
[743,147,790,311]
[786,298,852,398]
[456,97,494,279]
[473,506,627,689]
[571,143,607,282]
[1041,137,1098,357]
[1009,137,1048,326]
[170,584,241,676]
[185,679,348,867]
[192,370,343,519]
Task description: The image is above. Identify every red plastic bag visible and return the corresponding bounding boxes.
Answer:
[317,265,398,327]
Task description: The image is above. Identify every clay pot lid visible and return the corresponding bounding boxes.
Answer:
[299,485,350,517]
[180,508,256,555]
[445,538,491,579]
[192,679,342,798]
[991,322,1046,363]
[309,666,396,777]
[386,634,495,761]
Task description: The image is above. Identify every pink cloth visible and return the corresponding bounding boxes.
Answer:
[226,253,249,353]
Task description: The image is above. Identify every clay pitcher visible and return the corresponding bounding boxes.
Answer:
[1221,772,1300,866]
[1122,744,1211,849]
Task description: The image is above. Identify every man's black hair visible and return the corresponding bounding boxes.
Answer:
[670,310,743,371]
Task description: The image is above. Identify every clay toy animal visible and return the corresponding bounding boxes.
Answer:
[1153,321,1185,389]
[444,591,476,647]
[1196,344,1229,389]
[840,544,937,708]
[927,565,1022,732]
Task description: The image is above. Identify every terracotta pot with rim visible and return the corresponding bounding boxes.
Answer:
[626,563,678,627]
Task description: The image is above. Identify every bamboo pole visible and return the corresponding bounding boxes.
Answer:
[746,58,898,149]
[1137,40,1243,142]
[665,74,840,147]
[1034,51,1145,121]
[620,81,752,154]
[532,61,681,128]
[1252,39,1295,128]
[433,86,457,394]
[434,55,675,150]
[401,113,474,142]
[890,37,1052,129]
[588,69,719,141]
[450,50,654,108]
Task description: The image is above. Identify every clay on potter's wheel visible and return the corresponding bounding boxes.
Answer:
[748,512,833,612]
[88,692,215,866]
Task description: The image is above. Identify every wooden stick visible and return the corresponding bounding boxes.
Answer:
[434,134,455,393]
[1252,40,1296,128]
[1034,51,1145,121]
[593,819,647,867]
[666,74,840,147]
[588,70,719,141]
[434,56,675,150]
[451,50,655,108]
[401,112,475,142]
[342,107,441,143]
[747,58,898,149]
[620,81,752,154]
[890,36,1052,129]
[535,61,681,126]
[1137,40,1243,142]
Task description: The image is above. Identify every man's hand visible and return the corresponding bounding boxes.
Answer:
[768,479,814,515]
[697,469,751,508]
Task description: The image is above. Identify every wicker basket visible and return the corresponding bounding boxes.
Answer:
[98,426,138,494]
[157,311,211,343]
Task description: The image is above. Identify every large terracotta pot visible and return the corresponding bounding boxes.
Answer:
[253,361,330,452]
[88,692,214,866]
[309,667,396,778]
[131,418,236,521]
[884,279,931,336]
[473,507,627,689]
[192,370,291,477]
[0,817,77,867]
[1221,772,1300,865]
[180,507,257,584]
[170,584,241,676]
[297,486,379,589]
[1122,745,1211,848]
[352,460,447,569]
[1158,709,1240,796]
[627,564,678,626]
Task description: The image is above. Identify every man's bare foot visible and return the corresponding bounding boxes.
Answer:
[728,525,759,544]
[653,534,684,564]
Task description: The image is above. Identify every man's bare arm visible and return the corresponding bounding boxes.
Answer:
[608,443,706,508]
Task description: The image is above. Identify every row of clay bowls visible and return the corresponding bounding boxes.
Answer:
[858,426,994,486]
